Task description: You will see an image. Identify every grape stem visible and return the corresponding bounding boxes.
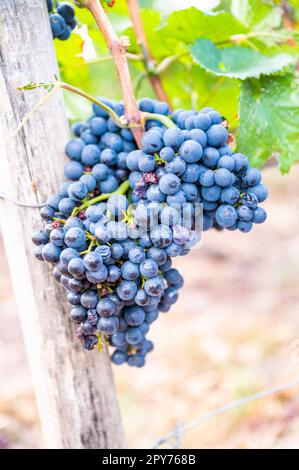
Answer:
[17,80,175,131]
[142,112,175,128]
[126,0,171,108]
[83,0,143,147]
[71,179,130,216]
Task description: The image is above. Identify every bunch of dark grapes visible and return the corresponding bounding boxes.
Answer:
[135,98,268,233]
[47,1,77,41]
[32,97,267,367]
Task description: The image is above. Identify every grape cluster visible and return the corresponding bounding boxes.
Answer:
[47,1,77,41]
[32,97,267,367]
[134,98,268,233]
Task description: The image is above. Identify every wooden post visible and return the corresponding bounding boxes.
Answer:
[0,0,125,449]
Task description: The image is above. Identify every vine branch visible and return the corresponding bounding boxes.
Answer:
[17,80,128,127]
[84,0,143,147]
[17,80,175,132]
[126,0,171,108]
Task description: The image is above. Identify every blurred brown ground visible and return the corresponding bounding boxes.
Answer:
[1,165,299,449]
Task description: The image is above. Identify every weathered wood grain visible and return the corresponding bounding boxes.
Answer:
[0,0,125,449]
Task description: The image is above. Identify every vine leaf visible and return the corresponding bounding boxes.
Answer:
[230,0,282,31]
[124,9,176,59]
[190,39,293,79]
[238,73,299,173]
[158,8,246,45]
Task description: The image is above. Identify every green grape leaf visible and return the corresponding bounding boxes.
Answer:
[230,0,282,30]
[238,73,299,172]
[160,61,239,128]
[159,8,246,44]
[123,9,177,58]
[190,39,293,79]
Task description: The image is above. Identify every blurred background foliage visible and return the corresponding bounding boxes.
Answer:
[55,0,299,172]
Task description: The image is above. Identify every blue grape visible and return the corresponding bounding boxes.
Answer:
[40,205,55,220]
[138,154,156,172]
[125,326,143,345]
[218,155,235,171]
[86,265,108,284]
[79,174,97,192]
[64,161,84,180]
[253,207,267,224]
[47,194,62,209]
[101,148,117,167]
[83,252,103,271]
[146,184,166,203]
[140,259,159,278]
[49,13,66,37]
[179,140,203,163]
[165,157,186,176]
[65,139,84,161]
[214,168,234,187]
[162,127,184,150]
[141,130,164,154]
[233,153,249,174]
[250,184,268,203]
[57,2,75,22]
[107,265,121,282]
[221,187,240,205]
[134,289,150,307]
[95,245,111,262]
[68,181,88,201]
[160,206,180,226]
[139,98,155,113]
[238,221,253,233]
[159,173,181,195]
[124,306,145,326]
[166,190,186,206]
[202,147,220,168]
[111,350,127,365]
[71,306,87,323]
[98,316,119,335]
[50,228,65,247]
[242,192,259,209]
[237,205,253,222]
[242,168,262,187]
[97,298,116,317]
[89,116,107,136]
[188,128,207,147]
[194,113,211,130]
[121,261,140,280]
[99,175,118,193]
[92,163,109,181]
[32,230,49,246]
[144,276,165,296]
[215,205,238,228]
[81,129,98,145]
[206,124,228,147]
[117,280,138,301]
[42,243,61,263]
[81,145,100,166]
[150,224,172,248]
[182,163,202,183]
[128,245,146,264]
[107,194,128,217]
